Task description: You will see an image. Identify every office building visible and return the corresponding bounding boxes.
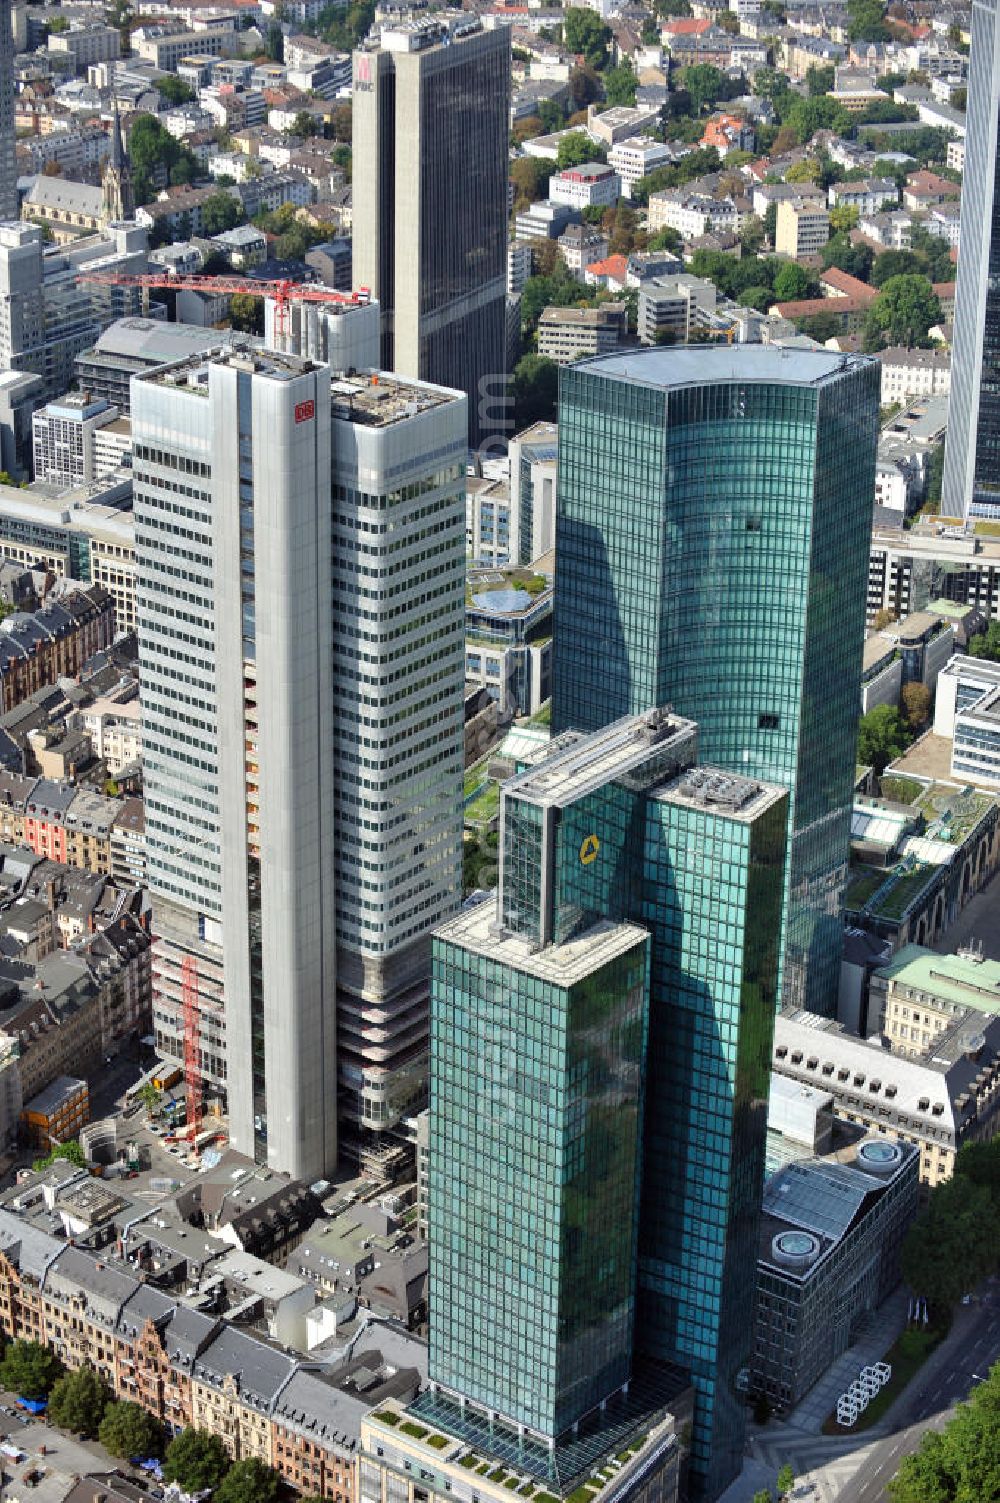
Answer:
[872,942,1000,1057]
[508,420,557,565]
[537,303,627,364]
[772,1010,1000,1188]
[775,198,831,257]
[941,0,1000,519]
[552,346,879,1018]
[352,15,510,448]
[752,1141,919,1412]
[0,0,15,223]
[426,709,788,1500]
[134,352,467,1182]
[32,394,130,487]
[0,222,148,403]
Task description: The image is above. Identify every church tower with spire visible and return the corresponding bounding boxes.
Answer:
[102,102,135,223]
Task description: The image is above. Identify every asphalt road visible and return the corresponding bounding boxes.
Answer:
[931,867,1000,961]
[833,1290,1000,1503]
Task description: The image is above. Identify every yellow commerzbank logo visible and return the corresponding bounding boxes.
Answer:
[579,834,600,866]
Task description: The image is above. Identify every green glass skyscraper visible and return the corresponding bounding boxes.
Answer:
[425,710,788,1501]
[551,346,878,1018]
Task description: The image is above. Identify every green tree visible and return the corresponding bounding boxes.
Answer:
[33,1140,86,1171]
[805,63,835,95]
[901,681,932,733]
[138,1081,161,1115]
[229,293,264,335]
[603,60,637,107]
[512,355,558,427]
[215,1459,280,1503]
[776,1466,795,1500]
[563,8,610,68]
[797,312,841,341]
[290,110,321,138]
[926,436,945,508]
[648,227,683,253]
[557,131,604,169]
[871,249,924,285]
[889,1427,956,1503]
[857,704,909,773]
[752,1492,773,1503]
[569,62,603,110]
[47,1365,109,1438]
[783,94,851,143]
[901,1173,996,1312]
[822,231,873,281]
[753,67,790,102]
[969,620,1000,662]
[163,1429,232,1492]
[510,157,552,213]
[537,98,566,133]
[863,275,940,350]
[847,0,889,41]
[0,1341,62,1400]
[772,262,816,302]
[201,192,244,236]
[99,1401,165,1460]
[266,22,283,61]
[681,63,724,113]
[156,76,194,106]
[126,114,196,207]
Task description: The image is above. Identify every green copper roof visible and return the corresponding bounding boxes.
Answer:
[875,941,1000,1011]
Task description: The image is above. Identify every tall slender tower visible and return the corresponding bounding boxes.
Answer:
[0,0,16,223]
[133,352,467,1182]
[352,14,510,449]
[424,709,788,1501]
[551,345,879,1018]
[102,102,135,224]
[941,0,1000,520]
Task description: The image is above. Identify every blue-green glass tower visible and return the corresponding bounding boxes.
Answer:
[551,346,878,1019]
[427,710,788,1501]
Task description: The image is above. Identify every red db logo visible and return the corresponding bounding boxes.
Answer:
[294,400,315,424]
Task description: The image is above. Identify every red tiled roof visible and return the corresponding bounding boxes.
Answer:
[819,267,877,303]
[662,17,711,34]
[586,254,629,279]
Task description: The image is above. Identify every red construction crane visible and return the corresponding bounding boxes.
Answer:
[182,953,202,1141]
[75,271,371,336]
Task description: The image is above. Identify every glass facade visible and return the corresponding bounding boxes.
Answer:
[638,789,786,1499]
[942,0,1000,519]
[428,925,650,1438]
[430,713,788,1500]
[551,349,878,1017]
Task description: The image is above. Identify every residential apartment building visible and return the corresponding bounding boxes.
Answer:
[352,16,510,448]
[941,0,1000,519]
[0,586,114,715]
[637,273,717,345]
[828,177,899,216]
[552,346,879,1019]
[772,1010,1000,1187]
[557,223,609,278]
[134,354,467,1182]
[536,302,627,362]
[878,346,951,406]
[775,197,831,257]
[608,136,674,198]
[0,1202,425,1501]
[548,162,622,210]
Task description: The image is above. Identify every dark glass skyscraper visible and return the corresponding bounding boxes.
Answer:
[352,15,510,449]
[942,0,1000,520]
[427,710,788,1501]
[551,346,878,1017]
[0,0,17,222]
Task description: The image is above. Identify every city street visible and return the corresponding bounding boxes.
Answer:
[743,1285,1000,1503]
